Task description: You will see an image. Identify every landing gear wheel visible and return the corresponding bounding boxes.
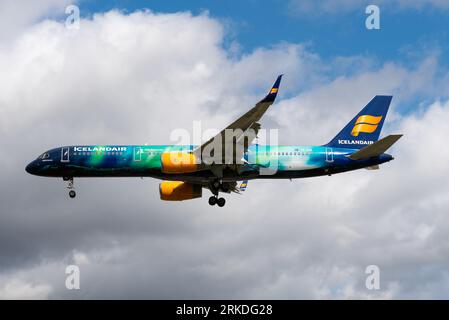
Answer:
[216,197,226,207]
[69,190,76,198]
[208,196,217,206]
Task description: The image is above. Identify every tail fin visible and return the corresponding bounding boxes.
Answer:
[325,95,392,149]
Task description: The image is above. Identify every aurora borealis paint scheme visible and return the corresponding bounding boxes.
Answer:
[25,77,400,204]
[25,144,393,183]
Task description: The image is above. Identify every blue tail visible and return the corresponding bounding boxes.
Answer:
[325,95,392,149]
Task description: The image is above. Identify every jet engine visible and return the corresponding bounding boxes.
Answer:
[161,152,198,174]
[159,181,202,201]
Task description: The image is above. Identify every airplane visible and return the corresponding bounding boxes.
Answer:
[25,75,402,207]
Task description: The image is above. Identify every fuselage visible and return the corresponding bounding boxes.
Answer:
[25,145,393,183]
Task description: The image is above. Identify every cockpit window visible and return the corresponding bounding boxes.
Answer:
[39,152,50,160]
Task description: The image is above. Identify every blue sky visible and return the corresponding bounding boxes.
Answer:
[78,0,449,66]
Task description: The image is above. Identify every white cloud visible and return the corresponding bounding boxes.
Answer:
[273,54,440,145]
[0,9,449,299]
[0,279,52,299]
[0,0,73,44]
[73,251,90,265]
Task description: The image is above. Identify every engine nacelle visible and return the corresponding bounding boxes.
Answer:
[159,181,202,201]
[161,152,198,174]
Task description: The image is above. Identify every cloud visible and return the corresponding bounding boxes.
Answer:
[0,0,73,44]
[1,8,449,299]
[0,279,52,299]
[273,54,440,145]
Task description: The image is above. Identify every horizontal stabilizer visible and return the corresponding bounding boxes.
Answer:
[348,134,402,160]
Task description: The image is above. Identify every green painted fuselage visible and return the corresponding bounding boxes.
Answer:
[25,145,393,183]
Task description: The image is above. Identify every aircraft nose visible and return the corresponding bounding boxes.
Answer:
[25,161,37,175]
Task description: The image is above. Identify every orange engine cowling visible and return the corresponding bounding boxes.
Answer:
[159,181,202,201]
[161,152,198,174]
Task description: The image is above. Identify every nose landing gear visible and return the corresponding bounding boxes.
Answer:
[64,177,76,198]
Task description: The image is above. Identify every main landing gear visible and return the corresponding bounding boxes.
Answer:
[208,179,228,207]
[63,177,76,198]
[208,195,226,207]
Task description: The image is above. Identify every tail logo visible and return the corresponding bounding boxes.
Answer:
[351,115,382,137]
[270,88,278,94]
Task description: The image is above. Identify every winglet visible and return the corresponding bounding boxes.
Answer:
[260,74,283,103]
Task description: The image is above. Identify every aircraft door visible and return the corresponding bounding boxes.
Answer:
[61,147,70,162]
[133,147,142,161]
[325,147,334,163]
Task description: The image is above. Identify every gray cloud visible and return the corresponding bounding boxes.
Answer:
[1,9,449,299]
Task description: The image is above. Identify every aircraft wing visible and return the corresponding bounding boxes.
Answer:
[193,75,283,167]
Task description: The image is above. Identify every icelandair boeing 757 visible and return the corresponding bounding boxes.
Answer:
[26,75,402,207]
